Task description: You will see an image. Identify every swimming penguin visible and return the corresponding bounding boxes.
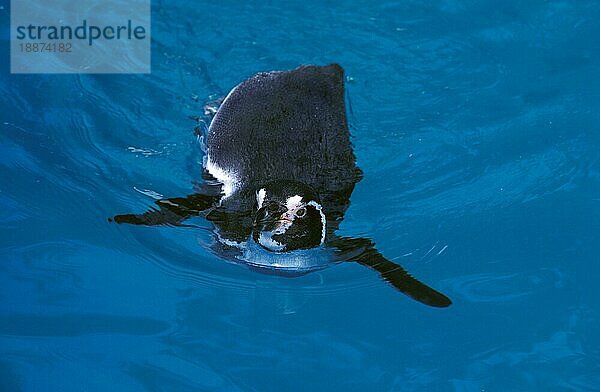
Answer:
[112,64,451,307]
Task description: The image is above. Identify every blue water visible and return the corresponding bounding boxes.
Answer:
[2,1,600,390]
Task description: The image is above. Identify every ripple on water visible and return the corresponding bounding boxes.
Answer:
[112,222,416,297]
[446,267,564,303]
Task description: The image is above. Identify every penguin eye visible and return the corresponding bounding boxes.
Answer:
[295,207,307,218]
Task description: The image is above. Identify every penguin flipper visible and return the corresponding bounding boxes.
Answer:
[330,237,452,307]
[110,193,218,227]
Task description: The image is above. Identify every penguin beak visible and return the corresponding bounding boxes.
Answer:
[254,202,291,228]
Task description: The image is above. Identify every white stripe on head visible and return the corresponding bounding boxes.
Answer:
[256,188,267,208]
[307,201,326,244]
[285,195,303,211]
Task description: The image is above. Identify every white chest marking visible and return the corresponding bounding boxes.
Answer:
[258,232,285,252]
[256,188,267,208]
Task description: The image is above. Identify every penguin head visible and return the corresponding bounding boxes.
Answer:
[252,180,326,252]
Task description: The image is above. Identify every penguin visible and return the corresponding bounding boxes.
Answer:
[112,64,451,307]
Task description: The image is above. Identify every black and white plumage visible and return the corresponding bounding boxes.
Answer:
[112,64,451,307]
[206,64,359,203]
